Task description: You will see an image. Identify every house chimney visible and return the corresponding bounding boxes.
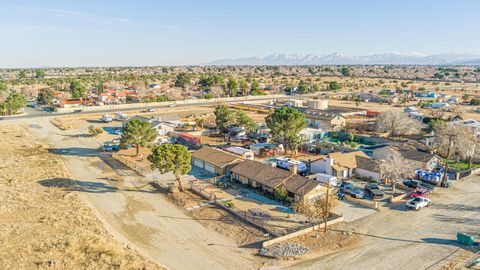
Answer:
[326,156,334,166]
[290,164,298,174]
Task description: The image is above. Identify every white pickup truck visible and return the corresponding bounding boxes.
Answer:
[406,197,431,211]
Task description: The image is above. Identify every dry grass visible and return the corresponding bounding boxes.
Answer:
[0,124,162,270]
[50,117,76,130]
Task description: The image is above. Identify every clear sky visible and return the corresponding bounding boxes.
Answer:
[1,0,479,68]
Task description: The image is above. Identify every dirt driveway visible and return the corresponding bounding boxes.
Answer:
[283,176,480,270]
[23,118,259,270]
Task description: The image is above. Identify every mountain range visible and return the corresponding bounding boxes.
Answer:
[207,53,480,66]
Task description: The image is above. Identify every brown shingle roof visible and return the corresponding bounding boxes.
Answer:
[356,156,380,173]
[283,174,321,196]
[231,160,290,188]
[231,160,321,196]
[328,151,369,169]
[381,146,437,163]
[192,147,242,168]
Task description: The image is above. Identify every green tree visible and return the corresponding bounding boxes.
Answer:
[236,111,257,133]
[97,82,105,94]
[35,69,45,79]
[347,132,355,142]
[250,80,260,95]
[0,92,28,115]
[174,72,193,89]
[266,107,307,154]
[214,105,233,133]
[328,81,341,91]
[69,80,87,98]
[148,144,191,192]
[226,78,238,96]
[194,117,205,129]
[274,187,288,202]
[297,80,308,94]
[120,120,157,156]
[0,81,7,92]
[239,79,249,96]
[340,67,351,76]
[470,98,480,106]
[18,70,26,80]
[37,88,55,106]
[289,133,303,157]
[198,74,224,90]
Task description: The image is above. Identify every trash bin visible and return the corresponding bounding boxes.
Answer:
[457,232,475,245]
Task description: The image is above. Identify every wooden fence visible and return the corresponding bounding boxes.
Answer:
[190,181,278,236]
[112,152,151,177]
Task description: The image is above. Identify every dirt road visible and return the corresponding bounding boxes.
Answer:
[283,176,480,270]
[24,118,258,270]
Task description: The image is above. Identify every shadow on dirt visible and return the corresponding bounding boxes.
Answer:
[48,147,99,157]
[38,178,118,193]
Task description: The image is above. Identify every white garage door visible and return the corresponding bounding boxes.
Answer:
[204,163,215,174]
[193,158,204,168]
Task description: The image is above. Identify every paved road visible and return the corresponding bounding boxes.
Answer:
[4,94,314,121]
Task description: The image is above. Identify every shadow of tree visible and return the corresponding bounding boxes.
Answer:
[39,178,118,193]
[48,147,99,157]
[431,213,480,226]
[432,203,480,213]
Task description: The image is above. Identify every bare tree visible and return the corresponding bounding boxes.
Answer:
[434,123,479,182]
[293,194,338,232]
[376,110,423,138]
[436,123,479,170]
[379,150,415,195]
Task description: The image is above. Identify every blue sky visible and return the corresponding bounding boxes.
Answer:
[1,0,479,68]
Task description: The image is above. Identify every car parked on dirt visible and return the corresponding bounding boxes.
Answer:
[403,179,423,189]
[406,197,431,210]
[339,182,354,191]
[411,187,430,198]
[341,184,365,199]
[364,183,384,199]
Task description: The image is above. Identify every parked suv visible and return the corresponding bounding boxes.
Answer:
[364,183,384,199]
[403,179,423,189]
[339,182,353,191]
[345,186,365,199]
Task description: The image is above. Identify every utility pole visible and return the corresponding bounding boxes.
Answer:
[324,183,330,233]
[442,133,457,184]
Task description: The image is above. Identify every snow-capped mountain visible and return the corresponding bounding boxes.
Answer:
[207,53,480,65]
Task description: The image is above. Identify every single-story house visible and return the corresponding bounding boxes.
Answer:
[230,160,326,202]
[299,128,325,142]
[126,114,180,140]
[355,156,381,182]
[191,147,244,176]
[300,107,367,130]
[372,146,439,171]
[310,151,370,178]
[224,146,255,160]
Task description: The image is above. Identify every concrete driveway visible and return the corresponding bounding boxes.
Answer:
[332,200,377,222]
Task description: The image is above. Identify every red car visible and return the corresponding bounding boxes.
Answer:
[411,187,429,198]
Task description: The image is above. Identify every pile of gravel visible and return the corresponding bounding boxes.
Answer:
[248,208,270,218]
[260,242,309,258]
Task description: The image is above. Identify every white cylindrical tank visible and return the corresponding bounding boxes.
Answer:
[307,99,328,110]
